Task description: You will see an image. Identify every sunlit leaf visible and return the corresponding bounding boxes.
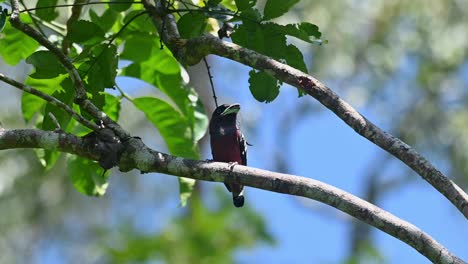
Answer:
[103,93,121,121]
[133,97,199,206]
[133,97,197,158]
[68,156,109,196]
[21,75,67,122]
[0,16,39,65]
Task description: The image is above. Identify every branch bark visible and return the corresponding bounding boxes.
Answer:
[0,73,99,131]
[0,128,464,264]
[1,1,465,262]
[9,0,129,139]
[140,0,468,219]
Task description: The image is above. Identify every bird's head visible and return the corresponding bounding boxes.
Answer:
[209,103,241,134]
[212,103,241,118]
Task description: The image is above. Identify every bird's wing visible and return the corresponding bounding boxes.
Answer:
[239,132,247,166]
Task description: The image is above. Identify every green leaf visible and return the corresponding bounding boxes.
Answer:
[263,0,299,20]
[25,50,67,79]
[179,177,196,207]
[177,13,207,39]
[0,8,7,32]
[42,78,75,132]
[133,97,198,158]
[235,0,256,11]
[89,8,120,32]
[122,10,155,33]
[42,151,61,171]
[248,70,280,102]
[189,89,209,141]
[0,17,39,65]
[221,0,237,11]
[38,78,75,170]
[87,44,118,90]
[278,22,321,41]
[67,20,105,44]
[285,45,307,96]
[68,156,109,196]
[121,36,187,112]
[285,44,307,73]
[103,93,121,121]
[133,97,199,207]
[22,75,67,122]
[121,34,154,63]
[231,21,263,53]
[109,0,133,12]
[35,0,58,22]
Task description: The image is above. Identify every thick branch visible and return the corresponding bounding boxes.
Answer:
[9,0,129,139]
[141,1,468,218]
[0,128,464,264]
[0,129,98,160]
[0,73,99,131]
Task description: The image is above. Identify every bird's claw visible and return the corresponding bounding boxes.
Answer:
[228,162,238,171]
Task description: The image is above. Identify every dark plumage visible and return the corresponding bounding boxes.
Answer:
[209,104,247,207]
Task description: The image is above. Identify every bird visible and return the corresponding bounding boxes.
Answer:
[209,103,247,207]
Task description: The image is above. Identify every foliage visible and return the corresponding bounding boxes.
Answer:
[175,0,324,101]
[0,0,298,262]
[2,0,465,263]
[0,0,322,202]
[105,189,274,263]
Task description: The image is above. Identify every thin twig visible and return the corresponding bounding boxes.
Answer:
[142,0,468,217]
[18,1,143,13]
[19,0,46,36]
[0,73,99,131]
[82,10,148,78]
[166,8,253,23]
[47,112,61,130]
[114,84,133,101]
[9,0,129,139]
[202,57,218,107]
[178,34,468,219]
[10,0,86,100]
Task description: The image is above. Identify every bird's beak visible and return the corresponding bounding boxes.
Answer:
[221,104,240,116]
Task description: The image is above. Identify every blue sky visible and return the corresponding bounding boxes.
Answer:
[201,56,468,263]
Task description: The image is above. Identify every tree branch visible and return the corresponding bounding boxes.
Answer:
[0,73,100,131]
[0,129,98,160]
[9,0,130,139]
[0,128,464,264]
[140,0,468,219]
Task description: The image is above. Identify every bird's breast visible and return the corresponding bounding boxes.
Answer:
[210,132,243,164]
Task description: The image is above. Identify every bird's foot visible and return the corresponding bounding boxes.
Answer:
[228,161,238,171]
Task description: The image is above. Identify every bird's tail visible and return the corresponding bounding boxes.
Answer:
[232,187,245,207]
[233,194,244,207]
